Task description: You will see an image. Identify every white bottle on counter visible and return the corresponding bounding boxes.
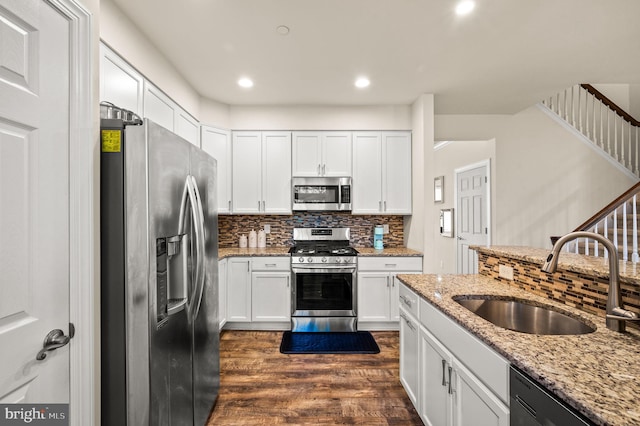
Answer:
[248,229,257,248]
[257,229,266,248]
[239,234,247,248]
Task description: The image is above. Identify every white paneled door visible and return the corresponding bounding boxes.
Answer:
[456,162,490,274]
[0,0,72,404]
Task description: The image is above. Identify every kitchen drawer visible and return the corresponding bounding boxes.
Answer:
[251,256,290,271]
[419,297,509,404]
[399,283,419,319]
[358,256,422,272]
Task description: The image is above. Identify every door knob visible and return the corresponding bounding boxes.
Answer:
[36,325,74,361]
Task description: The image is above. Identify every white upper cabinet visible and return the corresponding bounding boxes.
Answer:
[232,131,292,214]
[201,126,232,214]
[143,82,175,131]
[143,81,200,147]
[100,44,144,115]
[100,43,200,146]
[292,131,352,177]
[352,131,412,215]
[175,109,200,147]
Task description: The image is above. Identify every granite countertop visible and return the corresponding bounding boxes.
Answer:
[474,245,640,285]
[218,246,423,259]
[396,273,640,426]
[218,247,291,259]
[356,247,423,256]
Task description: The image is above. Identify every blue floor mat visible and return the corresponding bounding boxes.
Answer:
[279,331,380,354]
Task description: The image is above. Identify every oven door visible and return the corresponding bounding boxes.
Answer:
[291,267,357,317]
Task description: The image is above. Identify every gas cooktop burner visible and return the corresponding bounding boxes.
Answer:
[290,228,358,265]
[290,244,358,256]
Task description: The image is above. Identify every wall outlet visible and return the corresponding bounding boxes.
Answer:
[263,224,270,234]
[498,265,514,280]
[383,224,389,234]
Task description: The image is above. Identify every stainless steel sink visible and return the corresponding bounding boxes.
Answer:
[453,296,596,335]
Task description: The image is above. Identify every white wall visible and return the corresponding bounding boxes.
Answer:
[225,105,412,130]
[432,140,496,273]
[100,0,201,119]
[436,104,637,250]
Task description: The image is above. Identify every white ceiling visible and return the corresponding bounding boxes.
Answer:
[110,0,640,114]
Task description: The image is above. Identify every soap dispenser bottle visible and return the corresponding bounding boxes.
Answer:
[374,225,384,250]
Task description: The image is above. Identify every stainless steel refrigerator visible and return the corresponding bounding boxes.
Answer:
[100,116,219,426]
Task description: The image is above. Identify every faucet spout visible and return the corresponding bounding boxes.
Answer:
[542,231,634,333]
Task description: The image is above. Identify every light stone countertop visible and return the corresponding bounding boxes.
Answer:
[473,245,640,285]
[218,247,291,259]
[396,273,640,426]
[218,246,423,260]
[356,247,423,256]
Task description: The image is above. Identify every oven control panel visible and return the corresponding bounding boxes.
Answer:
[292,256,356,265]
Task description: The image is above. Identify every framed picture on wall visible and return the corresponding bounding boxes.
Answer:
[434,176,444,203]
[440,208,454,237]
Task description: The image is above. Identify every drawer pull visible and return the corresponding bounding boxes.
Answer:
[385,264,397,268]
[400,295,412,308]
[441,359,447,386]
[448,366,453,394]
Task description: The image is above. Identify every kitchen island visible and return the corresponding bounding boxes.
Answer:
[397,246,640,426]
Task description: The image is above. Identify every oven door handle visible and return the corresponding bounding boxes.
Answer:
[292,267,357,274]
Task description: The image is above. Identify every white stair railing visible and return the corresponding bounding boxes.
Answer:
[564,192,640,263]
[542,84,640,177]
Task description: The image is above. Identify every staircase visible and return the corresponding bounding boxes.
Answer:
[541,84,640,178]
[544,84,640,261]
[552,182,640,262]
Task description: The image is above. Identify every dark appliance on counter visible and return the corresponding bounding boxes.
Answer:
[510,366,594,425]
[100,105,219,426]
[290,228,358,332]
[292,176,352,211]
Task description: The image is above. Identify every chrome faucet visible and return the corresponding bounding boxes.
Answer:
[542,231,639,332]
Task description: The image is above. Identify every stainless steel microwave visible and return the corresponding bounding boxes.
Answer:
[292,177,352,211]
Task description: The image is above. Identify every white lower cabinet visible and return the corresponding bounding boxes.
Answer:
[223,256,291,330]
[399,305,420,407]
[227,257,252,322]
[399,283,509,426]
[357,256,422,330]
[251,271,290,321]
[218,258,227,330]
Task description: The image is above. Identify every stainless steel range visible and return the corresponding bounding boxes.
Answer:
[290,228,358,332]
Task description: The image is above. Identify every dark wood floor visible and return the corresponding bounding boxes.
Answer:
[207,330,422,425]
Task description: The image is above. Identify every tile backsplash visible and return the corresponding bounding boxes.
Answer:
[478,252,640,329]
[217,213,404,248]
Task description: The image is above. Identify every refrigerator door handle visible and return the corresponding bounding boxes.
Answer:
[188,175,206,320]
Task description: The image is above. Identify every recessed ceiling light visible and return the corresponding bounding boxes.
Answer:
[238,77,254,88]
[455,0,475,15]
[355,77,370,88]
[276,25,290,36]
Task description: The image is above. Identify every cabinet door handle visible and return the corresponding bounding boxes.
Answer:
[287,276,290,288]
[379,201,382,211]
[322,164,326,175]
[262,200,265,211]
[384,200,387,211]
[441,359,447,386]
[400,313,416,331]
[228,200,231,211]
[400,295,412,308]
[448,366,453,394]
[386,276,390,288]
[258,201,261,211]
[317,164,321,175]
